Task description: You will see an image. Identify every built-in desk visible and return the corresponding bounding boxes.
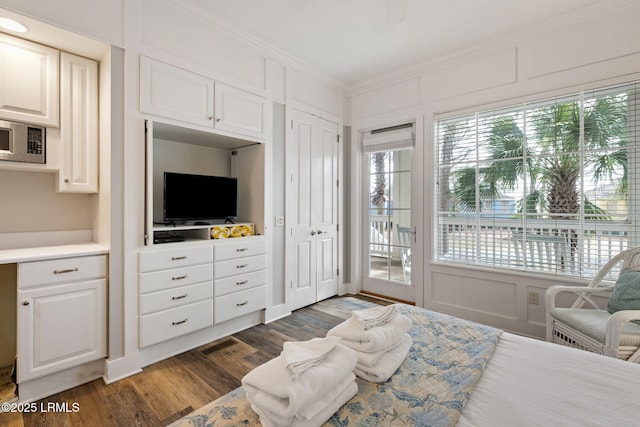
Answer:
[0,242,108,403]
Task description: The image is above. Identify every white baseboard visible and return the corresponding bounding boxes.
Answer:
[102,353,143,384]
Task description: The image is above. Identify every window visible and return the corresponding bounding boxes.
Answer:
[435,82,639,279]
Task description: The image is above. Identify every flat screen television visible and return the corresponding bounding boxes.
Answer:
[163,172,238,223]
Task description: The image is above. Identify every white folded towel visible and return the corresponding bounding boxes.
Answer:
[356,337,404,368]
[354,333,412,383]
[327,313,411,353]
[242,342,357,419]
[352,304,398,330]
[251,379,358,427]
[250,373,356,425]
[282,336,341,379]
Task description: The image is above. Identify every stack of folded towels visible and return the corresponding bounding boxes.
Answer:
[242,336,358,427]
[327,304,412,383]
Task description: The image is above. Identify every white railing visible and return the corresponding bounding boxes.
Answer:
[437,216,632,279]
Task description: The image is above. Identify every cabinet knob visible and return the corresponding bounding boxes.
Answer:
[64,178,70,183]
[22,301,30,306]
[216,118,221,122]
[208,116,215,121]
[310,231,317,236]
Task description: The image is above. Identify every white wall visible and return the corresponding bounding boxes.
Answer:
[349,1,640,338]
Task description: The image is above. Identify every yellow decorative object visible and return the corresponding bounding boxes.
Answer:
[211,223,255,239]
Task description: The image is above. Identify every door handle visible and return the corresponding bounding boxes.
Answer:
[317,230,324,235]
[310,231,316,236]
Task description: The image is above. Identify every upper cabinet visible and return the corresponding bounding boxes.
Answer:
[0,34,59,127]
[58,52,99,193]
[140,56,266,140]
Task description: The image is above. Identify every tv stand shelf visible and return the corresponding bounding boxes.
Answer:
[151,223,256,245]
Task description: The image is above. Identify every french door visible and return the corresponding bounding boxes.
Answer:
[362,144,414,302]
[287,109,339,311]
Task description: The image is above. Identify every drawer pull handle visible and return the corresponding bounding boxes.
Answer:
[236,264,248,269]
[236,248,248,252]
[53,267,79,275]
[237,301,248,307]
[172,294,188,300]
[172,318,188,325]
[172,256,187,261]
[236,280,248,286]
[172,275,188,281]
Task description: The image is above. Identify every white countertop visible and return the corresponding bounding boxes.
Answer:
[0,243,109,264]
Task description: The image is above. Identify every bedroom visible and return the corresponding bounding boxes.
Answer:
[0,0,639,424]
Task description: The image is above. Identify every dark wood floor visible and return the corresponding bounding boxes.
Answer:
[0,295,388,427]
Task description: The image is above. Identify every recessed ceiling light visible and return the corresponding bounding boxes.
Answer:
[0,17,28,33]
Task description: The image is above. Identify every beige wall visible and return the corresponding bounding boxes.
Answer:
[0,170,94,233]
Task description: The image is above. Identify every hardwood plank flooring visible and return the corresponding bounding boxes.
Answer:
[0,294,387,427]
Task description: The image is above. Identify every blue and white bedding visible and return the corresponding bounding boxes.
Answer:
[170,304,502,427]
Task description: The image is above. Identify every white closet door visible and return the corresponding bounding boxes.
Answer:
[315,120,339,301]
[288,109,339,311]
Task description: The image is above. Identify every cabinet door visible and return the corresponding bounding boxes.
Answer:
[0,33,59,127]
[140,56,214,128]
[58,52,99,193]
[214,82,266,139]
[17,278,107,382]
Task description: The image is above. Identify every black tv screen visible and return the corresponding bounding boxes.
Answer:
[163,172,238,222]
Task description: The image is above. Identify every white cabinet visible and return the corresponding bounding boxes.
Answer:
[16,255,107,382]
[140,56,266,139]
[213,237,266,323]
[0,34,59,127]
[138,244,214,347]
[58,52,99,193]
[213,82,266,139]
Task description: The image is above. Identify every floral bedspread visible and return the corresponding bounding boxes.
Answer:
[170,304,502,427]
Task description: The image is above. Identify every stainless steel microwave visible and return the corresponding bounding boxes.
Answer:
[0,120,46,164]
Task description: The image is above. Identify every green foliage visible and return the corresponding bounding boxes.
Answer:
[446,92,629,218]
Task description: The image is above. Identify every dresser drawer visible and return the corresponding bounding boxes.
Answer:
[214,285,265,324]
[139,263,212,294]
[213,237,265,261]
[139,245,212,273]
[140,299,213,347]
[214,270,265,297]
[214,255,265,279]
[140,281,213,315]
[18,255,107,289]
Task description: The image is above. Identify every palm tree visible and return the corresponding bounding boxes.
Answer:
[371,152,388,214]
[449,93,628,262]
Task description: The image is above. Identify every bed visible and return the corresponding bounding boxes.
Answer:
[170,304,640,426]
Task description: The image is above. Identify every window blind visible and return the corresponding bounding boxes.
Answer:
[363,123,415,152]
[434,81,639,279]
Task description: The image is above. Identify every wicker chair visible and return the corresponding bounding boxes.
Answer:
[545,246,640,362]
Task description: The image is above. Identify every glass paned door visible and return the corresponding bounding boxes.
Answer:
[363,146,414,301]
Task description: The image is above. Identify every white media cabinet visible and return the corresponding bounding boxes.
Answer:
[140,117,267,366]
[137,235,266,364]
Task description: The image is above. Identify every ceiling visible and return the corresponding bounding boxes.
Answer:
[186,0,606,86]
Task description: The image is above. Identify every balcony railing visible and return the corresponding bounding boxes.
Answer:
[437,216,631,280]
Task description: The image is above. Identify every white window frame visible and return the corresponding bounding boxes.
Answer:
[433,81,639,280]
